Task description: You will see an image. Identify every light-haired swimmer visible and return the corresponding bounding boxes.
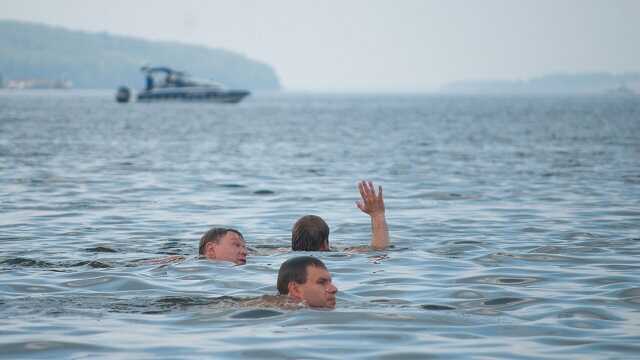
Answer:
[199,227,247,265]
[292,180,389,251]
[276,256,337,308]
[143,227,247,266]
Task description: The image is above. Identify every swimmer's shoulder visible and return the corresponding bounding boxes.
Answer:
[341,245,370,253]
[342,244,395,253]
[240,295,305,310]
[142,255,188,265]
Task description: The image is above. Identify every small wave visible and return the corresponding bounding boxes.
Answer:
[364,277,423,285]
[472,252,585,266]
[421,304,456,311]
[369,298,412,305]
[622,174,640,184]
[604,210,640,217]
[452,240,483,245]
[1,295,241,315]
[561,231,604,241]
[458,275,540,286]
[529,245,562,254]
[483,297,529,306]
[0,257,54,268]
[84,246,118,253]
[230,309,283,319]
[253,189,275,195]
[618,287,640,298]
[306,168,324,175]
[451,290,484,299]
[614,287,640,305]
[557,307,623,321]
[0,340,114,356]
[0,257,118,270]
[69,260,112,268]
[521,226,548,233]
[220,183,246,188]
[412,191,467,200]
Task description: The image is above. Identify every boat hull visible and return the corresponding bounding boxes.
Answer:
[136,88,250,103]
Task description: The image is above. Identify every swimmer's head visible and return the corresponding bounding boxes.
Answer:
[292,215,330,251]
[277,256,337,308]
[199,227,247,265]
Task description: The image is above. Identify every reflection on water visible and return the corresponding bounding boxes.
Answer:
[1,91,639,358]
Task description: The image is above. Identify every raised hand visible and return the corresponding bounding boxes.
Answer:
[356,180,389,250]
[356,180,385,216]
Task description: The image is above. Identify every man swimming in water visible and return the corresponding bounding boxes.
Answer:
[292,180,389,251]
[198,227,247,265]
[145,227,247,265]
[276,256,337,308]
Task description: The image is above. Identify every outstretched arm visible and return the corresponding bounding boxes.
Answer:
[356,180,389,250]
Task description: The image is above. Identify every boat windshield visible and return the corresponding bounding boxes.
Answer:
[163,74,224,89]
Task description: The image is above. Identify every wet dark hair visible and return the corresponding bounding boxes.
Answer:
[291,215,329,251]
[277,256,327,295]
[198,227,244,255]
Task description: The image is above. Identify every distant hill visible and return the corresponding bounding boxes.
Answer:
[0,20,281,90]
[441,72,640,95]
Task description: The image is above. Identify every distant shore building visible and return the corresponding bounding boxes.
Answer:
[5,79,73,90]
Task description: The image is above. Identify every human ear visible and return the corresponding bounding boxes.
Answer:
[288,282,302,300]
[205,242,216,258]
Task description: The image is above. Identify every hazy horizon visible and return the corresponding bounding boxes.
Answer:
[1,0,638,92]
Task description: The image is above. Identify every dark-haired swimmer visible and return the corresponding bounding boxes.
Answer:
[276,256,337,308]
[292,180,389,251]
[199,227,247,265]
[231,256,337,310]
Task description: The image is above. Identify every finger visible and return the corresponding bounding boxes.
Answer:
[356,200,365,211]
[378,185,384,203]
[358,181,367,200]
[368,181,376,199]
[361,180,370,197]
[363,180,373,199]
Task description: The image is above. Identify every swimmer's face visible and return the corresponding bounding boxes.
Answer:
[206,231,247,265]
[292,265,337,308]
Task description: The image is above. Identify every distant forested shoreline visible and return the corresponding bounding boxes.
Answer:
[0,20,281,90]
[441,72,640,95]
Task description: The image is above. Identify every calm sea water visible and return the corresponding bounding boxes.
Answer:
[1,90,639,359]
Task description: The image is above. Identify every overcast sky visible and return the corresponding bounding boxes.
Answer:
[1,0,638,91]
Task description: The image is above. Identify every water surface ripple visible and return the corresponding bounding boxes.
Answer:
[1,91,639,358]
